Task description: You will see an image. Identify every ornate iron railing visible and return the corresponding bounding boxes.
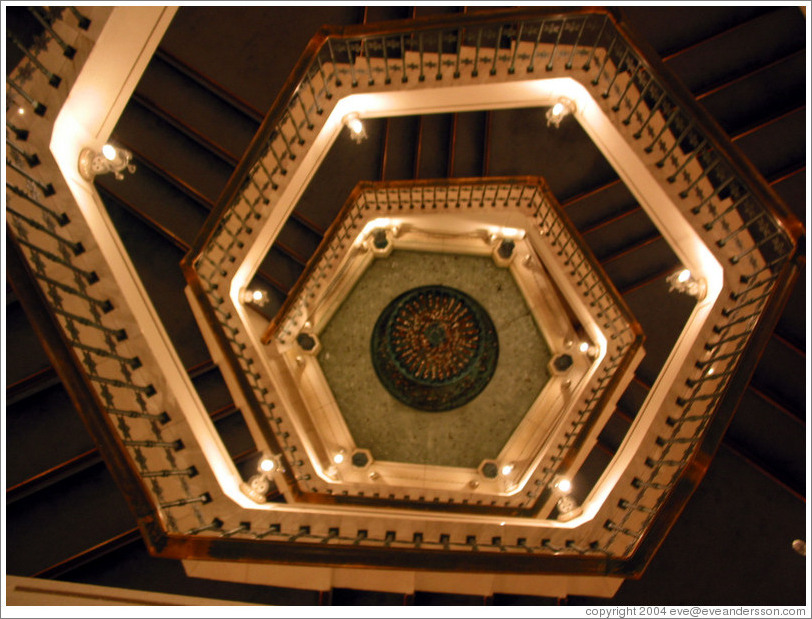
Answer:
[6,6,802,575]
[6,7,226,538]
[180,6,801,565]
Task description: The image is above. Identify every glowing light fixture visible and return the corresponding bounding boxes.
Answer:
[102,144,117,161]
[78,143,136,181]
[241,288,268,307]
[579,341,589,353]
[556,478,572,493]
[546,97,574,128]
[17,107,25,115]
[501,463,514,476]
[333,453,345,465]
[667,268,707,300]
[343,112,367,144]
[259,458,275,472]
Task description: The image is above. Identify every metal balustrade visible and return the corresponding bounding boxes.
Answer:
[6,7,219,539]
[253,178,642,512]
[181,7,800,565]
[5,7,802,574]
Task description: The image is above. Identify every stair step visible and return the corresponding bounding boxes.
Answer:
[622,278,696,386]
[293,117,386,230]
[364,6,411,23]
[488,107,618,201]
[727,389,806,496]
[416,113,453,179]
[617,377,650,421]
[5,383,97,489]
[192,365,236,416]
[624,6,773,57]
[699,51,805,136]
[102,198,212,369]
[113,103,233,205]
[258,248,304,294]
[563,180,636,230]
[275,218,322,266]
[158,6,363,114]
[382,115,420,181]
[774,275,805,351]
[5,462,135,577]
[214,408,257,460]
[665,8,805,96]
[582,208,656,260]
[4,300,51,385]
[602,236,680,294]
[569,446,613,505]
[96,166,208,249]
[598,410,633,453]
[136,54,259,160]
[450,111,487,177]
[132,94,237,166]
[749,337,805,418]
[771,168,806,224]
[733,106,806,182]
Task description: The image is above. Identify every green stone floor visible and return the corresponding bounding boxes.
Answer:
[317,250,551,468]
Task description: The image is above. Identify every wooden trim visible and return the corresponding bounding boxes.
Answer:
[6,449,102,504]
[32,528,142,579]
[413,115,424,179]
[447,113,458,177]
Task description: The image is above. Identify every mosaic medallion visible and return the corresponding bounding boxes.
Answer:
[371,285,498,412]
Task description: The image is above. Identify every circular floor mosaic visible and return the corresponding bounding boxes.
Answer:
[370,285,499,412]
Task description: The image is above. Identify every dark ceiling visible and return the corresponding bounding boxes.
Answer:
[5,5,808,606]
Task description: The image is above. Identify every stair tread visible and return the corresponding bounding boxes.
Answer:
[103,199,212,370]
[275,218,322,265]
[382,115,420,182]
[416,113,453,179]
[5,383,97,489]
[733,107,806,184]
[4,300,51,385]
[623,6,774,57]
[665,8,805,96]
[774,276,806,351]
[159,6,363,113]
[450,111,487,178]
[137,54,259,160]
[700,52,806,136]
[6,462,135,577]
[582,208,657,260]
[750,337,805,416]
[726,390,806,495]
[258,247,304,294]
[621,277,695,386]
[96,167,208,249]
[113,104,234,206]
[771,169,806,225]
[191,365,237,417]
[488,107,619,201]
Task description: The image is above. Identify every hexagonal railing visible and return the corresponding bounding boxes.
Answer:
[252,178,642,508]
[175,7,801,568]
[8,7,801,577]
